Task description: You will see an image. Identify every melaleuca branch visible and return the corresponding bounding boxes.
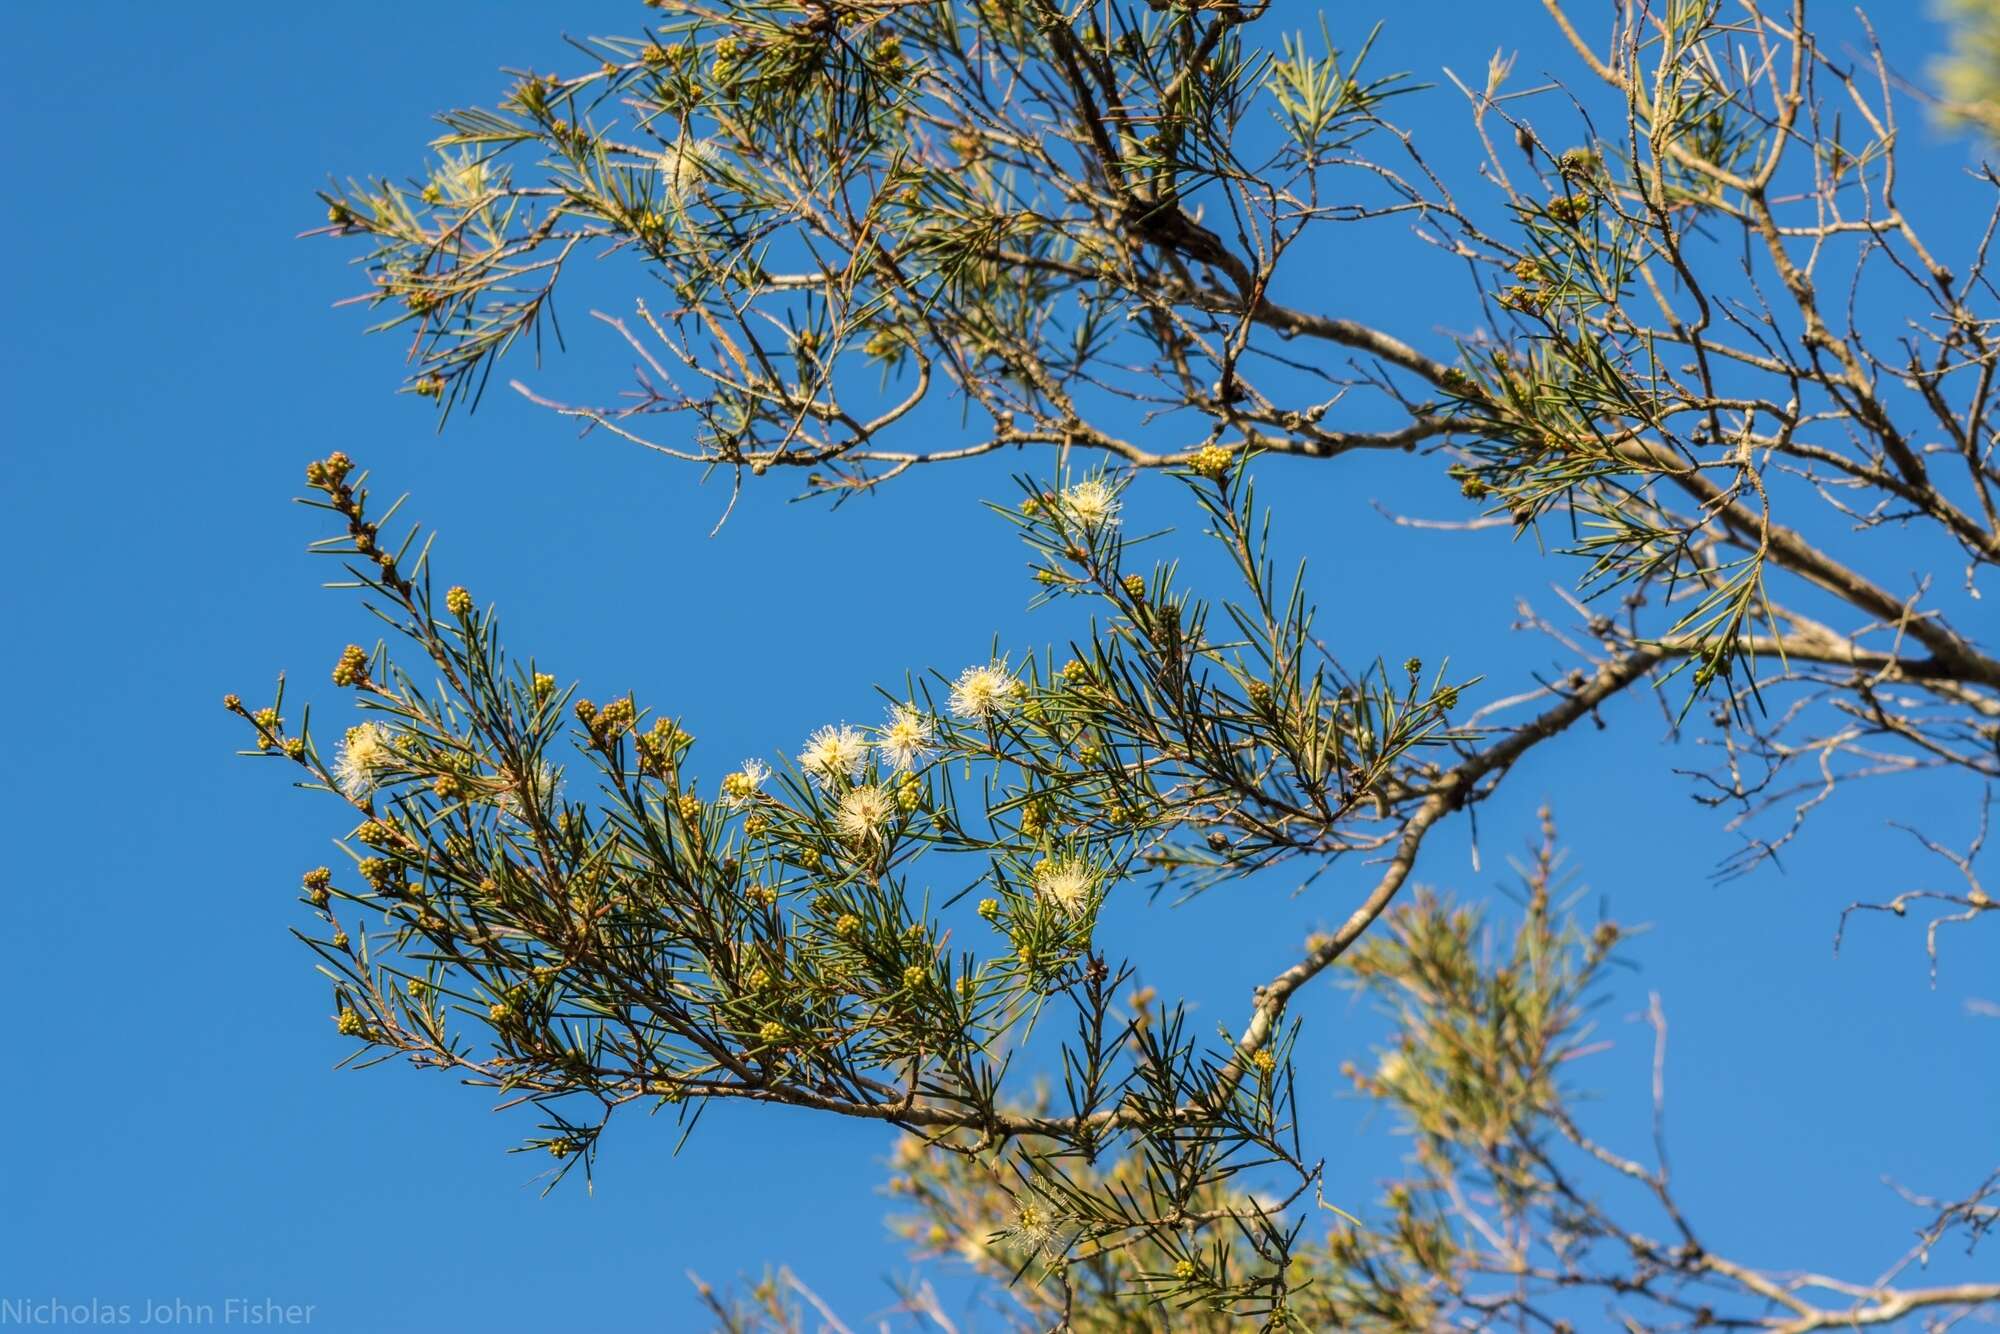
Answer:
[248,0,2000,1322]
[312,0,2000,873]
[871,814,1998,1330]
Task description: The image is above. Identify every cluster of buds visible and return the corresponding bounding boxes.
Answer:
[575,696,637,750]
[222,695,304,761]
[709,35,746,82]
[305,453,411,596]
[871,32,910,77]
[505,71,557,118]
[1496,284,1545,317]
[634,715,689,776]
[1449,464,1493,500]
[249,706,283,750]
[1188,444,1232,480]
[331,643,369,688]
[1545,193,1593,226]
[303,451,353,491]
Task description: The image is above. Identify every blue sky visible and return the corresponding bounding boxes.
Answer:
[3,2,1994,1329]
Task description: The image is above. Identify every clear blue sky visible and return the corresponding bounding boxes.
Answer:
[3,3,1993,1328]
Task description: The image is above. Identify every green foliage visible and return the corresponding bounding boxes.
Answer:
[230,450,1471,1315]
[242,0,2000,1325]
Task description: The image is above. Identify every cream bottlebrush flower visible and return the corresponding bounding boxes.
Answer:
[1032,856,1098,918]
[334,722,397,798]
[835,784,896,845]
[948,662,1021,722]
[659,137,717,204]
[998,1193,1074,1262]
[875,704,935,772]
[1057,476,1121,534]
[798,724,869,787]
[494,761,561,821]
[720,759,771,808]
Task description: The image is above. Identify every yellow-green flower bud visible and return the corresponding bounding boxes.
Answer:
[332,644,369,688]
[1189,444,1232,480]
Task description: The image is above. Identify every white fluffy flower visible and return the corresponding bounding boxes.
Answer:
[798,724,869,787]
[835,784,896,845]
[333,722,397,799]
[1057,476,1121,534]
[1031,856,1097,918]
[720,759,771,808]
[659,137,717,203]
[948,662,1021,722]
[998,1193,1074,1262]
[876,704,936,772]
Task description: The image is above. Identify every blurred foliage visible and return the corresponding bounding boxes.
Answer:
[1937,0,2000,136]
